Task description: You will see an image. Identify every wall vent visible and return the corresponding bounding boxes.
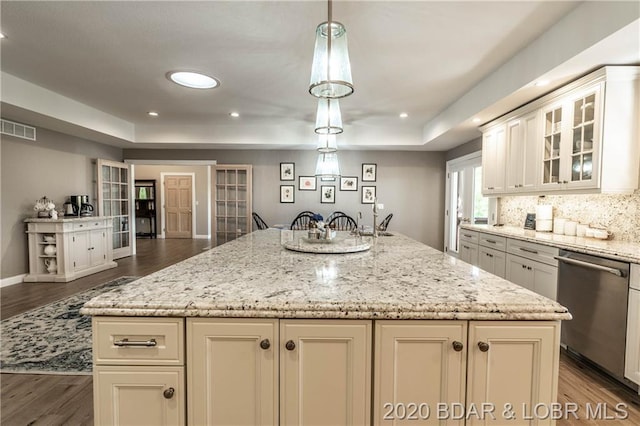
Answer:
[1,119,36,141]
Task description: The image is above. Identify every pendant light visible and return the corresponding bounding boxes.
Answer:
[309,1,353,98]
[315,98,343,134]
[317,134,337,152]
[315,152,341,178]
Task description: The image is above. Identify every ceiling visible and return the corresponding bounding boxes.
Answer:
[1,1,639,151]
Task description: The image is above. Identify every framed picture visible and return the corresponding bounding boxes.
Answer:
[340,176,358,191]
[321,185,335,204]
[321,177,335,182]
[280,162,295,181]
[362,186,376,204]
[362,163,377,182]
[299,176,317,191]
[280,185,294,203]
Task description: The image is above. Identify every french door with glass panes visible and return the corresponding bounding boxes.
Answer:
[97,159,132,259]
[444,152,495,256]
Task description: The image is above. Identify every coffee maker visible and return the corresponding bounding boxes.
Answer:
[67,195,93,217]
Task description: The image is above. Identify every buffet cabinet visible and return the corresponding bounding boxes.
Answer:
[24,217,117,282]
[481,66,639,196]
[92,317,560,425]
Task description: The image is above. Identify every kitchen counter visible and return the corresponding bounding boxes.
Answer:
[461,224,640,264]
[81,229,570,320]
[25,216,108,223]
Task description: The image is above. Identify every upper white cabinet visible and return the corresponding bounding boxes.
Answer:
[482,66,639,196]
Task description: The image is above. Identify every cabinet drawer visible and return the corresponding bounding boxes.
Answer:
[479,233,506,251]
[459,229,479,244]
[73,220,105,231]
[93,317,184,365]
[506,238,558,267]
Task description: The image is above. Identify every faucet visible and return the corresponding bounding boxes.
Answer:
[372,197,378,238]
[352,212,362,238]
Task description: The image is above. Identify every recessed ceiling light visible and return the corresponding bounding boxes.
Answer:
[148,111,159,117]
[167,71,220,89]
[535,80,550,87]
[472,117,481,123]
[399,112,408,118]
[229,112,240,118]
[0,32,6,39]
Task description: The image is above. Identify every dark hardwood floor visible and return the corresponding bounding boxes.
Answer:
[2,237,639,425]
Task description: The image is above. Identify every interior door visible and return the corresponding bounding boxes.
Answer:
[164,175,193,239]
[97,159,132,259]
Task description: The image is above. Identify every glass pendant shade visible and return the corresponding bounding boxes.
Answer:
[309,21,354,99]
[317,134,337,153]
[315,98,343,134]
[315,152,341,178]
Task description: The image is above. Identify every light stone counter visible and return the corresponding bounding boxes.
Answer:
[25,216,110,223]
[462,224,640,264]
[81,230,569,320]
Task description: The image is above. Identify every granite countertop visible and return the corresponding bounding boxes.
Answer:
[81,230,570,321]
[461,224,640,264]
[25,216,110,223]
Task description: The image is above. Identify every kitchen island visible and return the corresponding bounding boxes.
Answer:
[82,229,571,425]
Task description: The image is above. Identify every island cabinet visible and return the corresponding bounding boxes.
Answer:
[625,264,640,390]
[375,321,560,426]
[187,319,372,426]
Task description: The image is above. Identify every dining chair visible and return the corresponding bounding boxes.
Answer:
[290,212,315,230]
[379,213,393,231]
[327,213,357,231]
[252,212,269,230]
[326,211,347,224]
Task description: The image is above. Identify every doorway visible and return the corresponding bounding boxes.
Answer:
[444,152,495,256]
[162,173,195,239]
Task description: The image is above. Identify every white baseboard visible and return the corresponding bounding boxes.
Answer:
[1,274,26,288]
[195,234,211,239]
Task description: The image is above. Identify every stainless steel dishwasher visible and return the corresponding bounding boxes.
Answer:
[556,250,630,381]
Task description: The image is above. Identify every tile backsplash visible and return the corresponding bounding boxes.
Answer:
[499,190,640,242]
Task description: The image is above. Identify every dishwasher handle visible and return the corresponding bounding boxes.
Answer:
[554,255,625,277]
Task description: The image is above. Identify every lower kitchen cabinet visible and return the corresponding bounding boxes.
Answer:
[467,322,560,426]
[478,246,506,278]
[625,264,640,389]
[93,365,185,426]
[374,321,467,425]
[187,318,278,425]
[506,254,558,300]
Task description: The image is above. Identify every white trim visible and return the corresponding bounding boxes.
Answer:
[195,234,210,239]
[1,274,26,288]
[160,172,197,239]
[206,165,212,239]
[130,165,137,256]
[124,159,217,166]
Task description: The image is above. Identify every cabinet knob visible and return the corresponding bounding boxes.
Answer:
[452,341,464,352]
[260,339,271,350]
[163,387,175,399]
[478,341,490,352]
[285,340,296,351]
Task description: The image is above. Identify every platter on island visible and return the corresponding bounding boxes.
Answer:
[282,238,371,254]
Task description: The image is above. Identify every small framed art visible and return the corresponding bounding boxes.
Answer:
[361,186,376,204]
[299,176,317,191]
[321,185,335,203]
[340,176,358,191]
[362,163,377,182]
[280,185,294,203]
[280,162,295,181]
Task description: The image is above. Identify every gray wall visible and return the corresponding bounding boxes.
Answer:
[445,137,482,161]
[134,164,210,237]
[124,149,447,249]
[1,128,122,279]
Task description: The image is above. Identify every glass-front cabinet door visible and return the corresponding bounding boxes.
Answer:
[97,159,132,259]
[541,103,563,187]
[568,87,601,188]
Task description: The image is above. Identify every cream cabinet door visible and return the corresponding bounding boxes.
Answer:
[94,365,184,426]
[478,246,506,278]
[506,111,539,193]
[467,321,560,426]
[187,318,278,426]
[71,231,91,271]
[459,243,479,267]
[482,124,507,195]
[374,321,467,425]
[280,319,371,426]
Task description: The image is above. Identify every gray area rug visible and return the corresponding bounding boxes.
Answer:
[0,276,138,375]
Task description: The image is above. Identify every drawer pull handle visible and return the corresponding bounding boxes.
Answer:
[163,388,175,399]
[478,341,490,352]
[485,239,496,244]
[113,338,157,347]
[452,341,464,352]
[519,247,538,254]
[285,340,296,351]
[260,339,271,350]
[463,234,473,238]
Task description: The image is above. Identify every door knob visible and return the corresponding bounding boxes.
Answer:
[452,341,464,352]
[285,340,296,351]
[163,387,175,399]
[260,339,271,350]
[478,341,490,352]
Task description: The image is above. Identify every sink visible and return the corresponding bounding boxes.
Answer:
[359,231,393,237]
